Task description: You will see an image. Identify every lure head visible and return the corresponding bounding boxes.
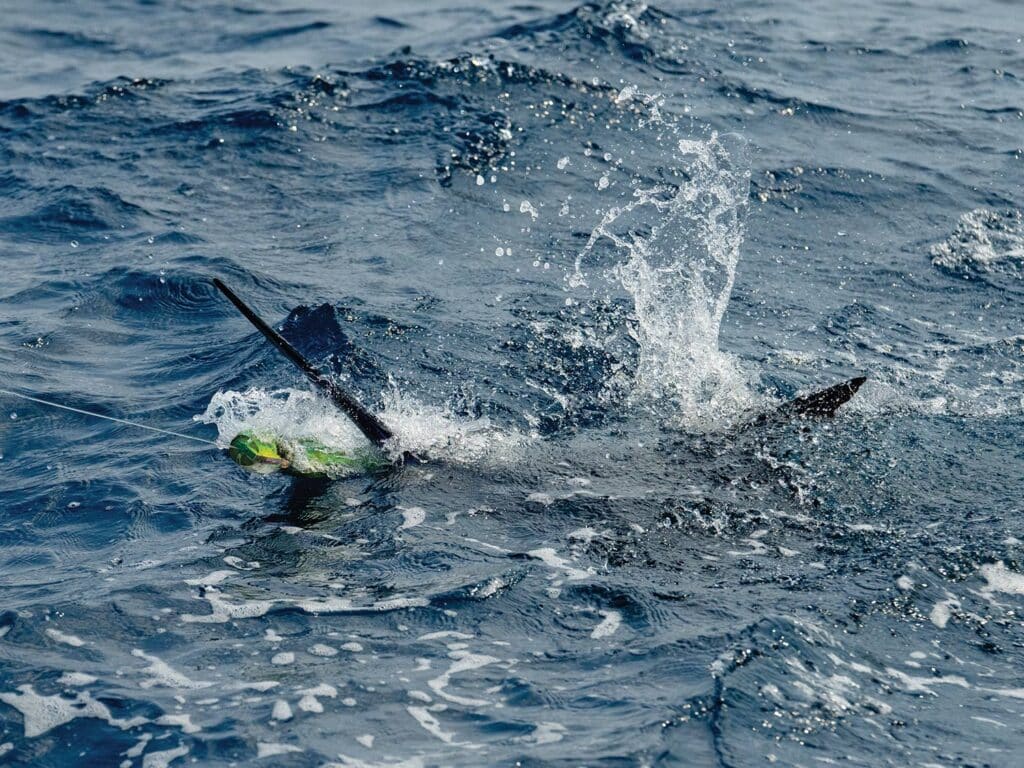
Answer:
[228,432,288,473]
[228,431,388,477]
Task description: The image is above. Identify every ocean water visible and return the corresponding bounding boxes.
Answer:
[1,0,1023,765]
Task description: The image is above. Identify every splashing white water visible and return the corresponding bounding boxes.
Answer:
[196,386,530,468]
[377,386,532,465]
[197,388,365,450]
[571,131,760,431]
[930,208,1024,272]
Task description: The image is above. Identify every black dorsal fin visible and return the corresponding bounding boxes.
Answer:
[776,376,867,420]
[213,278,395,447]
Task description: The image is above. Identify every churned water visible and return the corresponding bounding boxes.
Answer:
[1,1,1023,765]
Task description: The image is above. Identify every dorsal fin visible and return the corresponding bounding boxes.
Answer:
[213,278,395,448]
[776,376,867,420]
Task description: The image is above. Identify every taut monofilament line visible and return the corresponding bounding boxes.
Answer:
[0,389,219,446]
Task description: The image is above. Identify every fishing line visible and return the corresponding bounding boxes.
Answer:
[0,389,218,447]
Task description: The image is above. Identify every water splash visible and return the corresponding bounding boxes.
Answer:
[196,386,531,468]
[196,388,369,451]
[930,208,1024,274]
[378,385,532,466]
[571,131,760,431]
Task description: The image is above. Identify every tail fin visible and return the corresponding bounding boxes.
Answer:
[213,278,395,448]
[776,376,867,420]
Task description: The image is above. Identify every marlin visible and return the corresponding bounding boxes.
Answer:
[0,279,866,478]
[211,279,865,475]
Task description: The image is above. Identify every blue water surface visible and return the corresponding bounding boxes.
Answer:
[1,1,1023,766]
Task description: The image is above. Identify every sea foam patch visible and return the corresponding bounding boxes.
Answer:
[980,561,1024,597]
[0,685,147,738]
[181,586,428,624]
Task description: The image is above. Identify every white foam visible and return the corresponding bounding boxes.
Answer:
[184,570,235,586]
[309,643,338,657]
[297,695,323,713]
[45,628,85,647]
[271,652,294,666]
[528,548,591,581]
[418,631,474,642]
[271,699,293,721]
[223,556,260,570]
[142,744,189,768]
[591,610,622,639]
[180,588,277,624]
[406,706,455,744]
[428,650,500,707]
[980,561,1024,596]
[132,649,212,690]
[294,596,429,615]
[399,507,426,530]
[155,713,201,734]
[58,672,97,687]
[0,743,12,757]
[885,668,969,695]
[929,597,959,629]
[125,734,152,758]
[930,208,1024,269]
[783,658,858,715]
[0,685,146,738]
[378,387,531,466]
[341,642,363,652]
[297,683,337,713]
[356,734,375,748]
[258,743,303,758]
[847,523,880,533]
